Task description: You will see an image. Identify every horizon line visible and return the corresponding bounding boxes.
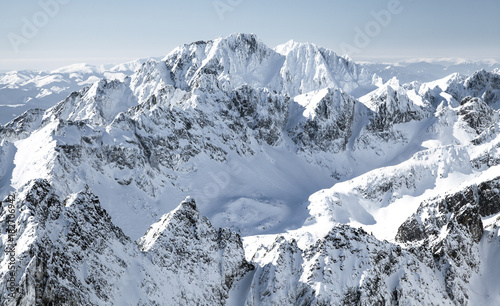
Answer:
[2,55,499,74]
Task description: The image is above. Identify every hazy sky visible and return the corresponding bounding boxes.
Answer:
[1,0,499,71]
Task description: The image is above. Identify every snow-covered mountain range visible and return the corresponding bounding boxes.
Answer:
[1,33,500,305]
[0,59,157,125]
[361,59,500,85]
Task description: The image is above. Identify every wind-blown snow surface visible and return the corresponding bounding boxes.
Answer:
[1,33,500,304]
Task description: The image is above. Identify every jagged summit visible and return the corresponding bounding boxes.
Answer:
[274,39,331,56]
[164,33,283,91]
[138,196,205,252]
[274,36,374,96]
[166,33,263,56]
[179,195,196,210]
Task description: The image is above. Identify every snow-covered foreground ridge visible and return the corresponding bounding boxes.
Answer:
[1,33,500,304]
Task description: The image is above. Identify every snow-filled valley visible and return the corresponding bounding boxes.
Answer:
[1,33,500,305]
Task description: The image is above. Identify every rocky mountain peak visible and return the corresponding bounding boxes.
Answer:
[463,70,500,106]
[161,33,283,92]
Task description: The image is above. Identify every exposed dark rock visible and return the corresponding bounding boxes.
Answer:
[395,185,484,304]
[0,108,45,141]
[290,89,356,153]
[458,96,495,136]
[478,177,500,217]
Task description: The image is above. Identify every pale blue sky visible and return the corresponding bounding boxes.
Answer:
[1,0,499,71]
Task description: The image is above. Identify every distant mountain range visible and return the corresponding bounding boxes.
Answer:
[362,58,500,84]
[0,59,159,125]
